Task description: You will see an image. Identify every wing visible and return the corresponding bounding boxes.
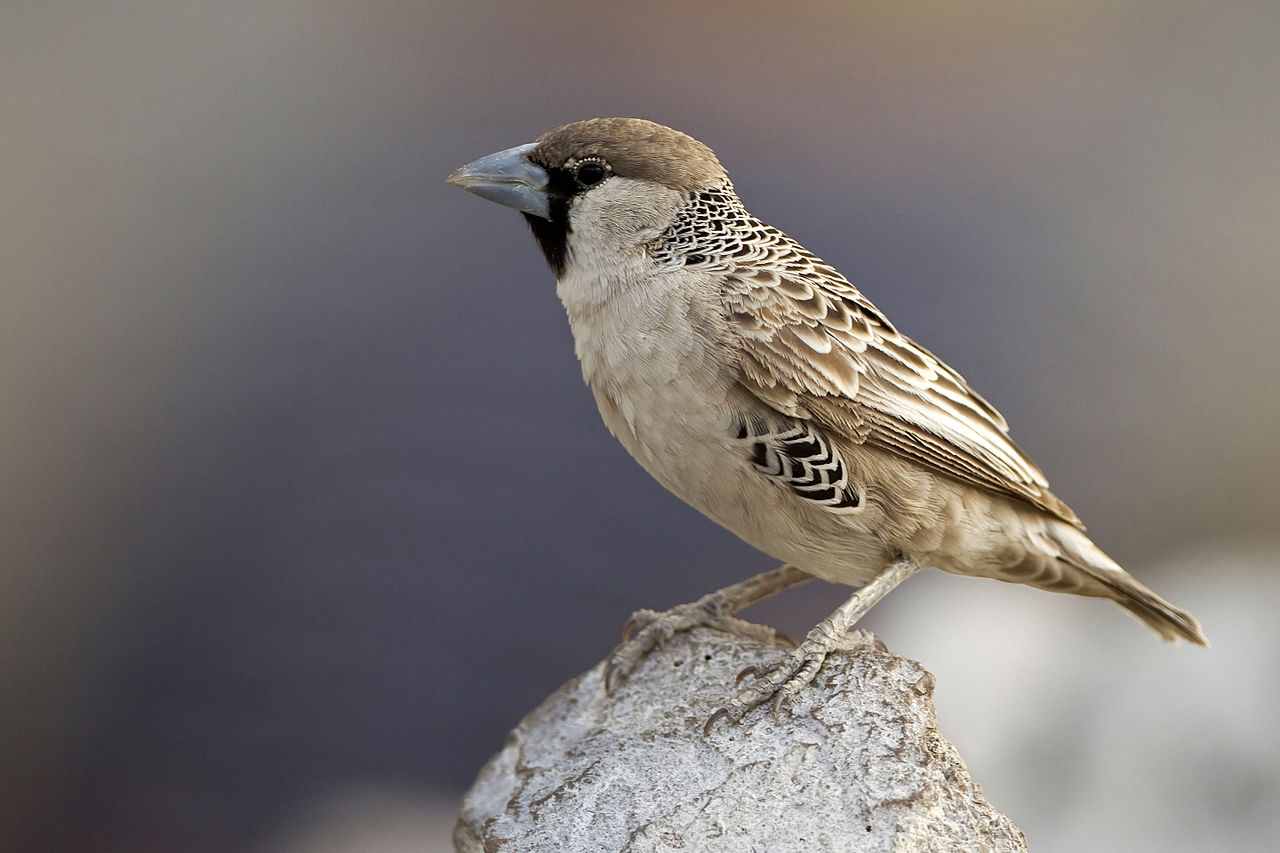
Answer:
[721,229,1082,527]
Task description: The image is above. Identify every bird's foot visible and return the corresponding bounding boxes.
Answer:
[703,628,882,736]
[604,592,792,694]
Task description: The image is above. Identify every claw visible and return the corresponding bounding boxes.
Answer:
[620,615,638,643]
[770,689,787,719]
[774,632,797,649]
[735,664,759,686]
[604,661,621,694]
[703,707,732,737]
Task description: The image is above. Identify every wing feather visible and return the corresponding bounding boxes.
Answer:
[722,238,1082,527]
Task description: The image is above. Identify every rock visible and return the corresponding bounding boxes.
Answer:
[454,628,1025,852]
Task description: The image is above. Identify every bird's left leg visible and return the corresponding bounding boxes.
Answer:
[706,557,920,734]
[605,564,813,692]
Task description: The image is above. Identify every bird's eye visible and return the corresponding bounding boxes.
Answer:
[574,160,608,188]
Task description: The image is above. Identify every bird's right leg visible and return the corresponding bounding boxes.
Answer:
[604,564,813,692]
[705,557,920,732]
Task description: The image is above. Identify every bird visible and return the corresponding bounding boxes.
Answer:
[447,118,1207,729]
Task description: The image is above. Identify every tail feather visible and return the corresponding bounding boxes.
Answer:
[1083,565,1208,645]
[1047,522,1208,646]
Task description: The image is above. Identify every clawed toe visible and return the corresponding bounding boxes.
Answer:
[702,642,838,735]
[603,659,627,694]
[702,707,732,737]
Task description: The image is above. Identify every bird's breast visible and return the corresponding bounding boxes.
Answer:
[558,266,742,491]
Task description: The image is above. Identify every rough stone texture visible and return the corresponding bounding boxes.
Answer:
[454,629,1025,852]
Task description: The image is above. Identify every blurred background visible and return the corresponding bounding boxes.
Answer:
[2,1,1277,850]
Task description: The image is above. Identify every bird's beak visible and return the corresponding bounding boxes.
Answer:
[447,142,551,220]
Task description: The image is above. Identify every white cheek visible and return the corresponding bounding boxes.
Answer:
[567,178,684,259]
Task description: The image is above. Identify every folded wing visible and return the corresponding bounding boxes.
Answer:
[722,232,1082,527]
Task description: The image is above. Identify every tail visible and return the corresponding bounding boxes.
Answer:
[1047,521,1208,646]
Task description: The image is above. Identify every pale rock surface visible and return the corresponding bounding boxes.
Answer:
[454,628,1025,852]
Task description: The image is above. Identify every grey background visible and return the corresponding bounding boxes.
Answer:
[2,1,1277,850]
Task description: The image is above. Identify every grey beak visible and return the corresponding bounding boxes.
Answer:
[447,142,551,220]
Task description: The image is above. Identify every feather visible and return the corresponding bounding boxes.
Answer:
[721,231,1083,527]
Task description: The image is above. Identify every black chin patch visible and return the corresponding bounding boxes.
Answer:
[522,168,577,277]
[523,205,568,276]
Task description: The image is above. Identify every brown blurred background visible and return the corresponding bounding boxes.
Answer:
[2,1,1277,850]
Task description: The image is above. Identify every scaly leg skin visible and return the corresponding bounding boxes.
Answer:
[705,558,921,735]
[604,564,813,693]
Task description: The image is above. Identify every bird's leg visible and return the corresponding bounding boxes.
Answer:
[604,564,813,693]
[705,557,920,734]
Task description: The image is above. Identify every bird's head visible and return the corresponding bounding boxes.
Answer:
[448,118,727,276]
